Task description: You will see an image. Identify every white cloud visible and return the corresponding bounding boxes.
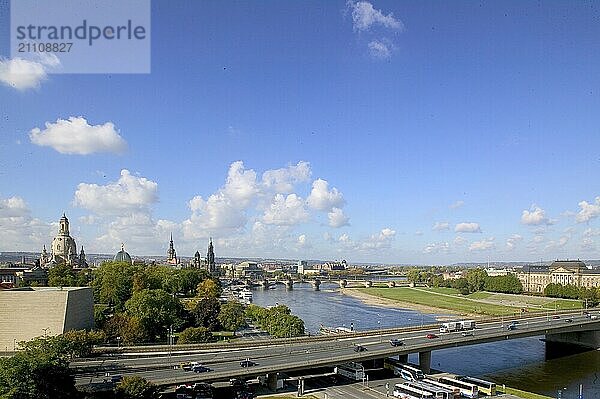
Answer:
[262,194,309,226]
[423,242,450,254]
[296,234,311,249]
[583,227,600,237]
[521,204,553,226]
[454,236,467,246]
[261,161,311,193]
[307,178,345,211]
[368,40,392,59]
[0,195,52,250]
[575,196,600,223]
[30,117,127,155]
[506,234,523,250]
[0,55,58,90]
[328,207,350,228]
[347,1,404,31]
[414,230,423,236]
[455,222,481,233]
[336,228,395,252]
[449,200,465,209]
[469,237,495,252]
[74,169,158,215]
[432,221,450,231]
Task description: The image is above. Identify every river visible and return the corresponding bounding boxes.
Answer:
[251,282,600,399]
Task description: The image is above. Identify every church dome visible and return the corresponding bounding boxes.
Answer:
[114,243,132,264]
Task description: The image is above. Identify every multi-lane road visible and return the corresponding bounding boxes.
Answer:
[72,310,599,389]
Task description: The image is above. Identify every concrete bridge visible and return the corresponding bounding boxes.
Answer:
[72,310,600,389]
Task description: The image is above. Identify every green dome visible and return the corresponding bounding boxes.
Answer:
[114,244,132,264]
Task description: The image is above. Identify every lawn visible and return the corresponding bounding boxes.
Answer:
[357,287,521,316]
[422,287,461,295]
[542,299,583,310]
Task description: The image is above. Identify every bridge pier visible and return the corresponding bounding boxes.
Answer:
[259,279,269,288]
[418,351,432,374]
[311,279,321,291]
[266,372,283,391]
[339,279,347,288]
[284,279,294,290]
[387,281,396,288]
[363,280,373,288]
[545,330,600,350]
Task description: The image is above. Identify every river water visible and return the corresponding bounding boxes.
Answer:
[251,282,600,399]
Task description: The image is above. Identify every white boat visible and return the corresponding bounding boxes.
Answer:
[239,289,253,302]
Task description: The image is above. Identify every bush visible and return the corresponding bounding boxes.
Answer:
[177,327,214,344]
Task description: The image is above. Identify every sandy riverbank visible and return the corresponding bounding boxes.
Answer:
[339,288,467,321]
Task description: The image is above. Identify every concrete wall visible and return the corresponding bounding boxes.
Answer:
[545,330,600,349]
[0,287,94,351]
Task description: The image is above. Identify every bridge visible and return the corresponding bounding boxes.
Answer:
[72,309,600,390]
[241,276,407,290]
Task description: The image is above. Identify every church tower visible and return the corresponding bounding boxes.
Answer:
[79,246,88,268]
[207,238,216,274]
[51,213,78,266]
[167,233,177,265]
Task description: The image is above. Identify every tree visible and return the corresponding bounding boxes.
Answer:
[189,297,221,331]
[103,314,149,345]
[196,278,221,299]
[177,327,214,344]
[48,263,76,287]
[92,261,141,310]
[115,376,159,399]
[0,335,79,399]
[124,289,184,340]
[464,268,488,293]
[218,301,246,332]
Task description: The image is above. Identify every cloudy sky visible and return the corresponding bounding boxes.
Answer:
[1,1,600,264]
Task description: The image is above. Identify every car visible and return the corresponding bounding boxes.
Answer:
[354,345,367,352]
[591,315,598,320]
[565,318,573,323]
[426,334,438,339]
[507,324,516,331]
[110,375,123,383]
[240,359,257,367]
[461,331,473,337]
[389,338,404,347]
[229,378,245,387]
[192,365,211,373]
[552,315,560,319]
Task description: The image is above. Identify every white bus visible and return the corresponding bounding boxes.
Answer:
[384,359,424,381]
[438,377,479,398]
[422,379,461,398]
[393,383,435,399]
[457,376,496,396]
[334,362,364,381]
[403,381,453,399]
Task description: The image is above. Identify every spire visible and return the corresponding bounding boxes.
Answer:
[121,242,125,251]
[170,232,173,243]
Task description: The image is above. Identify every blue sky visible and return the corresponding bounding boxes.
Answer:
[1,0,599,264]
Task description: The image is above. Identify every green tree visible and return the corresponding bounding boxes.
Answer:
[177,327,214,344]
[218,301,246,332]
[92,261,141,310]
[103,314,149,345]
[196,278,221,299]
[464,268,488,293]
[125,289,184,340]
[189,297,221,331]
[115,376,159,399]
[47,264,76,287]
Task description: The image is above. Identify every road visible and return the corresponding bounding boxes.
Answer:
[72,310,599,389]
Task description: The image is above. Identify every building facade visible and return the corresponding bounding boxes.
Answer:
[516,260,600,293]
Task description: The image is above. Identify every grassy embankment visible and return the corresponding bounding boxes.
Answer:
[500,386,554,399]
[356,286,584,316]
[357,287,520,316]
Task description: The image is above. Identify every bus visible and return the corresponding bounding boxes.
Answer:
[393,383,435,399]
[403,381,454,399]
[384,359,425,381]
[334,362,365,381]
[422,379,461,398]
[457,376,496,396]
[438,377,479,398]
